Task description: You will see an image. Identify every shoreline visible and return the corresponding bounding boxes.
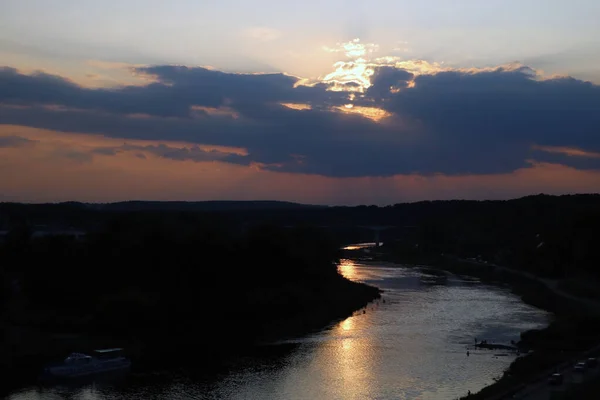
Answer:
[0,276,381,397]
[369,252,600,399]
[5,251,592,399]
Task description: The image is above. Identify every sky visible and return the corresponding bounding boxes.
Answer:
[1,0,599,205]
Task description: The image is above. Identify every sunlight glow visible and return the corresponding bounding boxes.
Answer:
[322,60,375,92]
[533,145,600,158]
[333,105,392,122]
[322,38,379,58]
[371,58,532,77]
[293,78,320,88]
[309,38,542,97]
[320,39,378,93]
[190,105,240,119]
[280,103,312,111]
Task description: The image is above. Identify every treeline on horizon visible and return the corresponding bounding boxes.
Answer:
[1,194,600,227]
[2,194,600,279]
[383,194,600,279]
[2,193,600,319]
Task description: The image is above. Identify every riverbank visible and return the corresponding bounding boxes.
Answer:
[0,219,385,397]
[0,275,380,397]
[373,251,600,400]
[132,276,382,370]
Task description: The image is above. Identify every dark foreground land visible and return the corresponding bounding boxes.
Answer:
[1,194,600,398]
[0,213,380,395]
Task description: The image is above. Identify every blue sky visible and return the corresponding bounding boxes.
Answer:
[1,0,599,204]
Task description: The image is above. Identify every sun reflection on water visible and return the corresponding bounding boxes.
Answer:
[340,317,354,332]
[338,259,358,281]
[330,313,375,399]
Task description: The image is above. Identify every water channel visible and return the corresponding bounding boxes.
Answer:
[6,258,550,400]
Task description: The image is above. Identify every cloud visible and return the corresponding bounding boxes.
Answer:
[322,39,379,58]
[1,60,600,178]
[2,125,600,205]
[533,145,600,159]
[367,66,414,98]
[97,142,246,164]
[0,135,36,148]
[531,145,600,171]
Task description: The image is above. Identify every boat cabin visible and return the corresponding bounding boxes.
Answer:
[93,348,125,359]
[64,353,93,365]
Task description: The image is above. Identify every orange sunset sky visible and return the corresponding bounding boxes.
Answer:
[1,1,599,204]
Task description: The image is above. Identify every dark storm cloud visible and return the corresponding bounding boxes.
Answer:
[1,64,599,177]
[0,102,418,176]
[386,69,600,159]
[0,65,345,118]
[366,66,413,98]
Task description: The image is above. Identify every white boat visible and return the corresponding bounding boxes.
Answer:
[43,348,131,379]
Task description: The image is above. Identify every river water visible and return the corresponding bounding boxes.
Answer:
[6,259,550,400]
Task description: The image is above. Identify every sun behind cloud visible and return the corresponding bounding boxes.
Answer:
[320,38,378,93]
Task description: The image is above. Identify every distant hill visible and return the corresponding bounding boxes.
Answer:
[1,194,599,233]
[0,200,326,230]
[90,200,326,212]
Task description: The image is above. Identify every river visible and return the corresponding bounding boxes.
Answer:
[5,258,550,400]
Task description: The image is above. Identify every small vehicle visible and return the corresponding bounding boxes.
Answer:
[548,373,563,385]
[586,357,598,368]
[574,362,587,372]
